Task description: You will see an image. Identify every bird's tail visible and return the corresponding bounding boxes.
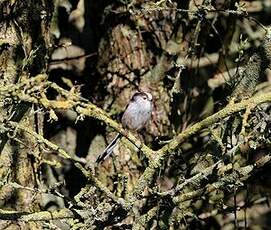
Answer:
[96,133,122,163]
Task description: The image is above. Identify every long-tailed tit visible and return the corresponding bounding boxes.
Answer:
[96,92,153,163]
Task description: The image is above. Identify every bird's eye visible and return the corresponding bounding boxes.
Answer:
[143,97,147,100]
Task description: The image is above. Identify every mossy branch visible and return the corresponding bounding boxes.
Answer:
[2,73,271,210]
[0,77,154,161]
[6,121,82,163]
[1,120,127,210]
[74,163,127,208]
[0,208,75,221]
[132,206,158,230]
[127,92,271,205]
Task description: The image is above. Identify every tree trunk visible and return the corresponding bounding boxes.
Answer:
[0,0,53,229]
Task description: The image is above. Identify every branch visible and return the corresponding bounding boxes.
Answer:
[2,70,271,211]
[126,92,271,206]
[74,163,127,209]
[160,155,271,219]
[132,206,158,230]
[76,106,154,160]
[172,163,254,205]
[0,208,75,221]
[0,77,154,161]
[6,121,82,163]
[1,120,127,209]
[159,160,222,196]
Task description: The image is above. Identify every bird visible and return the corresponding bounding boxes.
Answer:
[96,91,153,163]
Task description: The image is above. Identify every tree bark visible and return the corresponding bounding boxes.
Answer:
[0,0,53,228]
